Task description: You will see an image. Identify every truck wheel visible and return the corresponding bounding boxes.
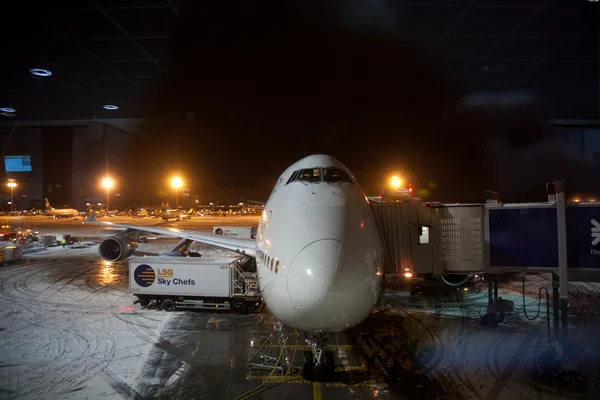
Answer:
[139,297,151,307]
[232,301,247,314]
[215,228,223,235]
[162,298,176,312]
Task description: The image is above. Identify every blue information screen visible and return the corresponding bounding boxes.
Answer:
[488,205,600,269]
[489,207,558,268]
[4,155,32,172]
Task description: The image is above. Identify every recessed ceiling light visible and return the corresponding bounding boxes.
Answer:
[29,68,53,77]
[103,104,119,110]
[0,107,16,113]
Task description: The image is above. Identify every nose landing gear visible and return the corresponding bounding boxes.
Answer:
[303,332,335,381]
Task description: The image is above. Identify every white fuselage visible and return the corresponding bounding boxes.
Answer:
[255,155,384,332]
[46,208,79,218]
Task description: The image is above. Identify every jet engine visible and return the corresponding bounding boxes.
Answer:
[441,274,470,287]
[99,234,138,262]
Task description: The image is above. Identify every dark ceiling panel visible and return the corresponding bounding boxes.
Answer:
[108,61,165,78]
[546,38,597,62]
[79,39,148,61]
[56,10,124,40]
[532,62,597,86]
[96,0,171,6]
[439,58,473,77]
[29,41,98,64]
[450,6,536,36]
[486,38,557,59]
[136,38,172,59]
[514,8,586,38]
[435,36,496,59]
[394,5,466,35]
[105,8,178,37]
[87,78,140,93]
[60,62,120,79]
[473,0,546,6]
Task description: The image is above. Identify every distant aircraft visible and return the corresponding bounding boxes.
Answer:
[160,208,195,221]
[85,154,384,381]
[44,198,79,218]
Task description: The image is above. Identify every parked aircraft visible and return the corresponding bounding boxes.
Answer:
[44,198,79,218]
[85,154,384,380]
[161,208,195,221]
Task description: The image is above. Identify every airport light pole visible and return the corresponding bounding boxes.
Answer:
[390,175,402,190]
[171,176,183,209]
[102,177,114,212]
[7,179,16,212]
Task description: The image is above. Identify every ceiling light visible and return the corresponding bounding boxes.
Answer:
[103,104,119,110]
[29,68,52,77]
[0,107,16,113]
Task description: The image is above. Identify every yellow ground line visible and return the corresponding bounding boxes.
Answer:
[313,381,322,400]
[249,366,367,380]
[258,345,356,349]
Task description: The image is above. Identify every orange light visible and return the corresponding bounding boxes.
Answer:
[404,272,413,278]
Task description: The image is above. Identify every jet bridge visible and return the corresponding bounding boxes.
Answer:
[370,200,486,282]
[370,189,600,283]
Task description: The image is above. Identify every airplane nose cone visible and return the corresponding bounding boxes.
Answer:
[287,239,342,309]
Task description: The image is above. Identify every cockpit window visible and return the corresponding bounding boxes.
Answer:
[286,170,300,184]
[297,168,321,182]
[323,168,352,184]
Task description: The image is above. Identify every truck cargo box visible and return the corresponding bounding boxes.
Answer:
[130,257,239,297]
[128,256,260,312]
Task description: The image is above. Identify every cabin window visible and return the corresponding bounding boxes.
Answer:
[418,226,430,244]
[323,168,352,184]
[275,260,279,274]
[270,258,274,271]
[297,168,322,183]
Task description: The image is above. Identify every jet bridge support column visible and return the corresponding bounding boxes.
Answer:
[556,185,569,348]
[493,279,498,302]
[552,272,560,338]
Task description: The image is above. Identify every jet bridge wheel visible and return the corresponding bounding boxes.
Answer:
[302,350,315,381]
[162,298,176,312]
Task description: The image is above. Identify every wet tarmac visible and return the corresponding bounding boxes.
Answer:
[1,240,600,399]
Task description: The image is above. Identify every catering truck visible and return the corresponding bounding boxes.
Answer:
[213,226,257,239]
[129,256,261,313]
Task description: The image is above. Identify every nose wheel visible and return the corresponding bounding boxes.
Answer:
[302,333,335,381]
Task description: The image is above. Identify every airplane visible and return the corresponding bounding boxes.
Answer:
[160,208,195,221]
[85,154,384,381]
[44,198,79,218]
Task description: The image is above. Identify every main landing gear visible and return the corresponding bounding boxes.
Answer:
[303,332,335,381]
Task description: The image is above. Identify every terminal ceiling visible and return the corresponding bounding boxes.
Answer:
[1,0,598,123]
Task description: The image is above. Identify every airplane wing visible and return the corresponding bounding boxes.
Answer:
[84,213,256,257]
[246,200,265,206]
